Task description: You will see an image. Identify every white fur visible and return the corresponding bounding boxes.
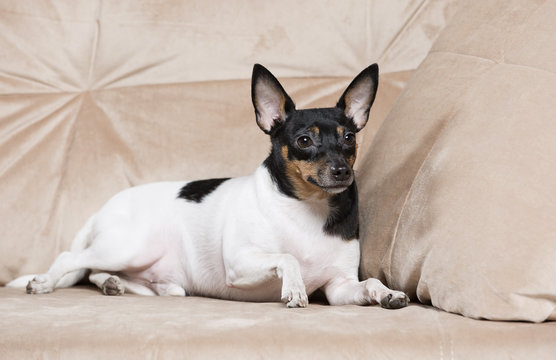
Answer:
[9,165,407,308]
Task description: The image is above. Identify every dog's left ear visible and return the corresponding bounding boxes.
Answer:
[251,64,296,134]
[336,64,379,132]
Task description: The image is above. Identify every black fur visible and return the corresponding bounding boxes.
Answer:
[263,145,360,241]
[263,147,298,199]
[325,182,359,240]
[256,64,376,240]
[263,107,357,195]
[262,108,360,240]
[252,64,379,241]
[177,178,230,203]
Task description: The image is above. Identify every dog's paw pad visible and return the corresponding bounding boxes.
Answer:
[26,275,54,294]
[380,291,409,309]
[281,288,308,308]
[102,276,125,296]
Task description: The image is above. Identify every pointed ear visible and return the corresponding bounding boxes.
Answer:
[336,63,379,132]
[251,64,295,134]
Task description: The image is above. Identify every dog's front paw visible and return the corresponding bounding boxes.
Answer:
[26,275,54,294]
[380,291,409,309]
[281,286,308,308]
[102,276,125,296]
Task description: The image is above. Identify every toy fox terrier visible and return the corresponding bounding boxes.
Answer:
[9,64,409,309]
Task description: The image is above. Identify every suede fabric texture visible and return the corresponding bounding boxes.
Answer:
[359,0,556,322]
[2,287,556,359]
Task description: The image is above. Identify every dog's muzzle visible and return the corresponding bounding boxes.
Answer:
[308,165,354,194]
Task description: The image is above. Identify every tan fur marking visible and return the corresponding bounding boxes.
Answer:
[337,126,344,137]
[281,146,331,200]
[309,126,320,135]
[347,144,358,167]
[347,155,356,168]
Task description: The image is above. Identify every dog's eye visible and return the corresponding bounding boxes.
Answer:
[344,133,356,146]
[297,136,313,148]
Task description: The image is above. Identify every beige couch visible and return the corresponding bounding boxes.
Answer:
[1,1,556,358]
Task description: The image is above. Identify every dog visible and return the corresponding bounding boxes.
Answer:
[8,64,409,309]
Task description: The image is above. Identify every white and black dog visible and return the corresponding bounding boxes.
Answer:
[8,64,409,309]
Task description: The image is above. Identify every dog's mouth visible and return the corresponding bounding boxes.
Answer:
[307,177,352,194]
[320,185,350,194]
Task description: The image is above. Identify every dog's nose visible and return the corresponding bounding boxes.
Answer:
[330,165,351,182]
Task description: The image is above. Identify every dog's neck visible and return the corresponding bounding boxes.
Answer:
[263,144,298,200]
[262,146,359,241]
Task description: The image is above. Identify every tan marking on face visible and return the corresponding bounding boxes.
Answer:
[337,126,344,138]
[347,144,358,167]
[309,126,320,135]
[347,155,356,168]
[281,146,331,200]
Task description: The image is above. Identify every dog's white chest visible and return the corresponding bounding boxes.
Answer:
[212,168,359,296]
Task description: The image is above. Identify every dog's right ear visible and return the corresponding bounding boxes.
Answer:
[251,64,296,134]
[336,63,379,132]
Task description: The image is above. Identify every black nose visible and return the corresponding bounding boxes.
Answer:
[330,165,351,182]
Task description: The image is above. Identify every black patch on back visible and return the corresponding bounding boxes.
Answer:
[177,178,230,203]
[324,181,359,240]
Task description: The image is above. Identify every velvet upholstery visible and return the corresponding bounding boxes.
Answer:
[359,0,556,322]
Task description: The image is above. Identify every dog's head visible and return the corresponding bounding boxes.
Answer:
[252,64,378,200]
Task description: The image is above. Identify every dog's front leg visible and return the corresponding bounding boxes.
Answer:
[225,251,308,308]
[324,277,409,309]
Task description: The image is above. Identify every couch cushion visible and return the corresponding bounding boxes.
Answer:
[358,0,556,322]
[1,287,556,358]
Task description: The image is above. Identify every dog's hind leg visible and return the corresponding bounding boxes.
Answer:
[26,242,137,294]
[10,216,95,291]
[88,271,157,296]
[8,267,86,289]
[56,269,88,288]
[152,282,186,296]
[88,272,125,296]
[26,250,93,294]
